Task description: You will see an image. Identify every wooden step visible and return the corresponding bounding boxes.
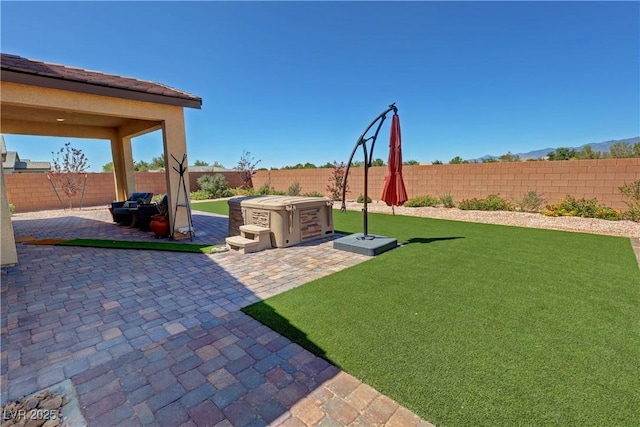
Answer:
[225,236,260,254]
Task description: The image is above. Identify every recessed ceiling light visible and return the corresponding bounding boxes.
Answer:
[56,118,65,122]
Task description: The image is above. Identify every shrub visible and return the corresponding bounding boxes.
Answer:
[458,194,513,211]
[257,183,271,195]
[190,190,210,200]
[304,191,324,197]
[439,193,455,208]
[287,182,302,196]
[356,195,373,203]
[9,203,15,215]
[512,190,545,212]
[619,180,640,222]
[405,195,439,207]
[228,187,256,196]
[541,195,622,220]
[197,174,232,199]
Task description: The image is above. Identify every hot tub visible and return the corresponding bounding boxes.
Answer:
[228,196,334,248]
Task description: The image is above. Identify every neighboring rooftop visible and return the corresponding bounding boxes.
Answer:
[1,53,202,109]
[2,150,50,173]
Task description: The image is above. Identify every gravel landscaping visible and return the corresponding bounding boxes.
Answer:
[340,201,640,239]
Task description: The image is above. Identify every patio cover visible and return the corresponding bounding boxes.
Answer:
[0,53,202,265]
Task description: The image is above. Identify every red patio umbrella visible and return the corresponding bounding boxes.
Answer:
[381,113,408,212]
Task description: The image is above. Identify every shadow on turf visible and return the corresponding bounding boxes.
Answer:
[403,236,465,245]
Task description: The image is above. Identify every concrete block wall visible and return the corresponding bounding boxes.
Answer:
[253,158,640,211]
[6,171,245,213]
[5,160,639,213]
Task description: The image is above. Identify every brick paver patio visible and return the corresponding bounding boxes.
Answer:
[1,207,433,426]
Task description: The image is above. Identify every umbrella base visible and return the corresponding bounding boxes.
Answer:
[333,233,397,256]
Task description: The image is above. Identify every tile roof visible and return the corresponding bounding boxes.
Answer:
[1,53,201,106]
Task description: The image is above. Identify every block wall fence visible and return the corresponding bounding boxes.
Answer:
[252,158,640,211]
[5,171,245,213]
[4,159,639,213]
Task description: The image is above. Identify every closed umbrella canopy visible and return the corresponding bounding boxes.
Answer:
[381,114,408,207]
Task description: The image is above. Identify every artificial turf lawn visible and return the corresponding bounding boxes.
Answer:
[192,200,230,216]
[57,238,219,254]
[237,210,640,426]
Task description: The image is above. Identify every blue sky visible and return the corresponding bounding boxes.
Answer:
[2,1,639,171]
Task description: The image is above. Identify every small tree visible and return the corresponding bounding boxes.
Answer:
[326,161,349,201]
[235,150,261,188]
[50,142,89,209]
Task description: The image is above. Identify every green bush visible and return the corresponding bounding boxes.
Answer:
[287,182,301,196]
[257,183,271,195]
[405,195,439,207]
[619,180,640,222]
[356,195,373,203]
[228,187,256,196]
[439,194,455,208]
[303,191,324,197]
[9,203,15,215]
[197,174,232,199]
[512,190,545,212]
[190,190,210,200]
[458,194,513,211]
[542,195,621,220]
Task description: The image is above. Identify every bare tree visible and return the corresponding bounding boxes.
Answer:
[235,150,261,188]
[50,142,89,208]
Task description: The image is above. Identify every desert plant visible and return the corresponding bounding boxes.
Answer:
[405,195,439,207]
[190,190,211,200]
[257,183,271,195]
[458,194,513,211]
[619,180,640,222]
[541,195,621,220]
[229,187,256,196]
[49,142,89,209]
[327,161,349,201]
[512,190,545,212]
[439,193,455,208]
[287,182,302,196]
[303,191,324,197]
[356,195,373,203]
[9,203,15,216]
[197,174,232,199]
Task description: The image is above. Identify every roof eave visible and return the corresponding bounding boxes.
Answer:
[1,69,202,110]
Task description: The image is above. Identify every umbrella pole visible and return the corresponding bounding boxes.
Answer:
[363,145,369,237]
[341,103,398,240]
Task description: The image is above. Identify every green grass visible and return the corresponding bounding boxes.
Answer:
[57,238,219,254]
[193,200,230,216]
[241,210,640,426]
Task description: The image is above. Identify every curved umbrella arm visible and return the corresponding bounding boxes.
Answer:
[341,103,397,210]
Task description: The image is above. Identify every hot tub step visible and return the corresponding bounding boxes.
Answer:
[226,236,261,254]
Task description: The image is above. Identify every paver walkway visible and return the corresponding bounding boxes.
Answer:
[1,208,433,426]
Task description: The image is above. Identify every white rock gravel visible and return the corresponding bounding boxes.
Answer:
[338,201,640,239]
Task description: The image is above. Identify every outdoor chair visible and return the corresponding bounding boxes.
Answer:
[110,192,153,225]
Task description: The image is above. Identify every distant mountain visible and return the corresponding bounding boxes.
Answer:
[477,136,640,161]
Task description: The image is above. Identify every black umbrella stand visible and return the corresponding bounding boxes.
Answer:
[341,103,398,239]
[333,103,400,256]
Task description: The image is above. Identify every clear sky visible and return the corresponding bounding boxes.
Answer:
[2,1,639,171]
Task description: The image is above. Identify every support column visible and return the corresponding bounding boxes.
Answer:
[110,134,136,200]
[1,155,17,266]
[161,111,191,240]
